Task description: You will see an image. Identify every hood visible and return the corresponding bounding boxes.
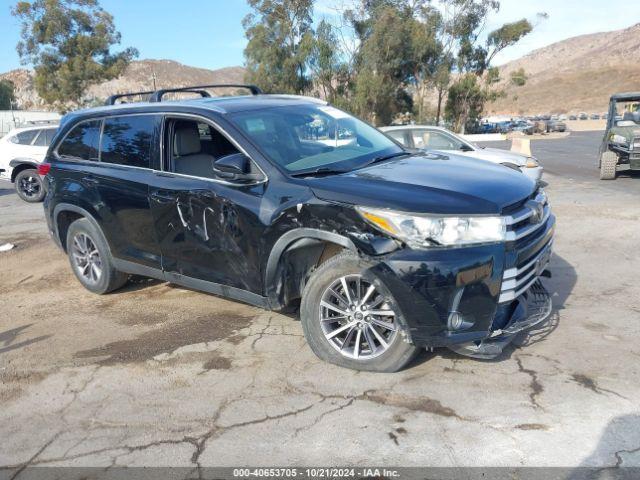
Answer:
[609,126,640,143]
[450,147,529,166]
[308,153,537,215]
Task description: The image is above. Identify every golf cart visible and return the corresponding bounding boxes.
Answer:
[599,92,640,180]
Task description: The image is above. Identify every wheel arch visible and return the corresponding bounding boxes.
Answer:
[9,159,39,182]
[53,203,109,253]
[264,228,358,309]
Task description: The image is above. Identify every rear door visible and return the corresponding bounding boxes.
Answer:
[148,115,266,294]
[91,114,163,268]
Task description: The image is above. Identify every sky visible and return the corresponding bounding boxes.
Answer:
[1,0,640,73]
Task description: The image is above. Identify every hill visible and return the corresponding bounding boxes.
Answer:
[0,59,246,110]
[487,23,640,115]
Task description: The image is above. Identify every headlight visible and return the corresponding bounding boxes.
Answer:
[357,207,506,247]
[611,134,628,145]
[525,157,539,168]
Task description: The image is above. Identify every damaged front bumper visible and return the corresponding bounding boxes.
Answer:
[448,279,552,359]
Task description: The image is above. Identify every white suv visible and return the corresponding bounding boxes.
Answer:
[0,123,58,202]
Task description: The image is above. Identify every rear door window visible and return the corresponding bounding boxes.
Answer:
[57,120,101,161]
[32,128,57,147]
[100,115,159,168]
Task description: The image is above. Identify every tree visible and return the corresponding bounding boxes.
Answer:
[12,0,138,109]
[441,1,536,131]
[308,20,342,103]
[0,80,15,110]
[346,0,421,124]
[243,0,314,94]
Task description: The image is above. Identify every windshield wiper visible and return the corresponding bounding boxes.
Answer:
[290,167,350,178]
[361,151,411,168]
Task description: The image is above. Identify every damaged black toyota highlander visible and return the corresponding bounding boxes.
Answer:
[42,85,555,372]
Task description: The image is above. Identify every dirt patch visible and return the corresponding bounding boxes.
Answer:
[516,423,549,431]
[202,353,232,371]
[364,391,460,419]
[0,369,49,403]
[583,322,610,332]
[74,312,254,365]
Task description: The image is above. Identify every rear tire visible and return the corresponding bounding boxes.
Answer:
[599,151,618,180]
[66,218,128,294]
[300,252,418,372]
[15,168,45,203]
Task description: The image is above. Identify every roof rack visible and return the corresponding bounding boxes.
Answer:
[105,90,156,106]
[148,84,262,103]
[25,119,59,125]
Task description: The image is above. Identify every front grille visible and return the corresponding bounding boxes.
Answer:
[499,190,553,304]
[499,239,552,303]
[632,136,640,161]
[503,191,550,242]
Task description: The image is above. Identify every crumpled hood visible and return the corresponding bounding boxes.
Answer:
[448,147,530,166]
[308,153,537,215]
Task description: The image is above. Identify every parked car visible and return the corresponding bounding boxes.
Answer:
[510,120,535,135]
[579,112,588,120]
[0,123,58,202]
[380,125,543,183]
[42,85,554,371]
[546,119,567,133]
[590,113,600,120]
[569,114,578,121]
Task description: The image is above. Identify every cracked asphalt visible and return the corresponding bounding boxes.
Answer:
[0,131,639,472]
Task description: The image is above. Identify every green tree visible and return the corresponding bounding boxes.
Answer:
[347,1,417,124]
[12,0,138,109]
[308,20,342,103]
[0,80,15,110]
[243,0,314,94]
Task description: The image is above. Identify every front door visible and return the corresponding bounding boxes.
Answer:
[149,116,266,294]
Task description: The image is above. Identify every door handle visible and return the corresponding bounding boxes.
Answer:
[150,191,175,203]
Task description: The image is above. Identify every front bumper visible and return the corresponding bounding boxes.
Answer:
[448,279,552,359]
[368,213,555,352]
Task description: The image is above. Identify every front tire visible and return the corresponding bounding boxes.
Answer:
[300,252,418,372]
[599,151,618,180]
[66,218,128,294]
[15,168,45,202]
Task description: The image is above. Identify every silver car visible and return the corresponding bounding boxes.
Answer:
[380,125,543,183]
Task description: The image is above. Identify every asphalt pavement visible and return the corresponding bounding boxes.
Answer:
[484,130,639,193]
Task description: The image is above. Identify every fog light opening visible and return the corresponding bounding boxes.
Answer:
[448,311,465,331]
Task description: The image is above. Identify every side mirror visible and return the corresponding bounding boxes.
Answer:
[213,153,251,180]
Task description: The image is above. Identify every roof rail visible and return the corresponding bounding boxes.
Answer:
[105,90,156,106]
[149,84,262,103]
[25,119,59,125]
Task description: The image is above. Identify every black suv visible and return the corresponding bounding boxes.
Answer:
[42,85,555,372]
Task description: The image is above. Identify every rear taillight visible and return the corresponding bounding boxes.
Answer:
[37,163,51,176]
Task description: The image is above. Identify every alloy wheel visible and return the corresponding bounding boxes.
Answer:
[71,233,103,284]
[18,175,41,198]
[319,274,398,360]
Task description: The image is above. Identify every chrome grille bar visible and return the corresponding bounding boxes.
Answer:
[499,240,553,303]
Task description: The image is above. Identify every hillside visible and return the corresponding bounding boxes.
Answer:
[488,23,640,115]
[0,59,246,110]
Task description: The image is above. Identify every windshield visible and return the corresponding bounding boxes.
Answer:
[229,104,402,174]
[613,101,640,126]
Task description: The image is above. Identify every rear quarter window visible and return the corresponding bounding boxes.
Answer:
[11,129,39,145]
[100,115,158,168]
[57,120,101,161]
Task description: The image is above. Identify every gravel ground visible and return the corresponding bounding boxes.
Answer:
[0,131,639,473]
